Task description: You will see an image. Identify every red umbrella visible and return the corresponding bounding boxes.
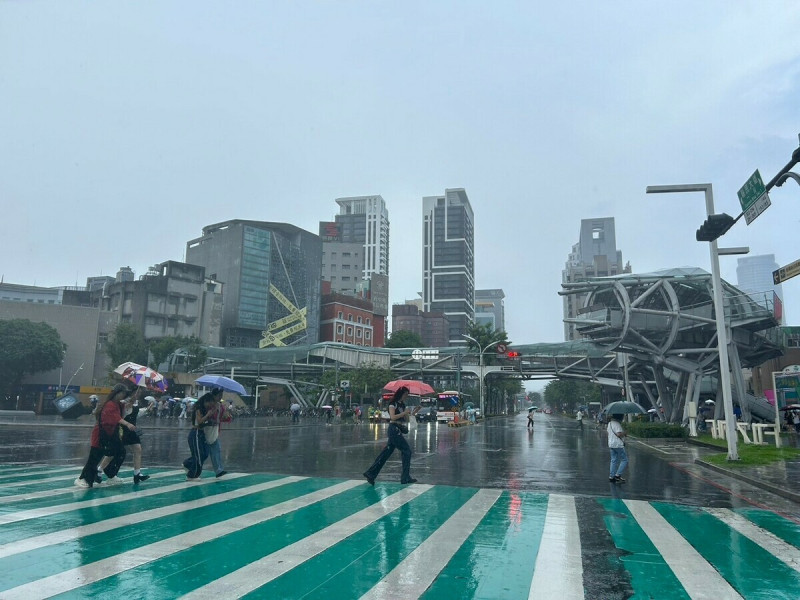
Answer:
[383,379,435,396]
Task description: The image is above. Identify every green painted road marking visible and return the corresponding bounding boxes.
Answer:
[598,498,690,600]
[0,476,330,592]
[0,472,254,545]
[421,491,548,600]
[234,485,476,600]
[52,481,379,599]
[654,502,800,599]
[3,464,800,598]
[735,507,800,551]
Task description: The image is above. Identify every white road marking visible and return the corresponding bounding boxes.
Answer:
[0,469,181,504]
[529,493,584,599]
[0,472,244,524]
[360,488,502,600]
[0,476,304,560]
[0,467,76,482]
[0,479,364,600]
[625,500,743,600]
[182,484,433,599]
[704,507,800,572]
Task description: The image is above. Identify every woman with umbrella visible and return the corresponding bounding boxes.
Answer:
[363,386,420,486]
[183,387,231,479]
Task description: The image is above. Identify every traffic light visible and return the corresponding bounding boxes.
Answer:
[507,351,520,358]
[696,213,735,242]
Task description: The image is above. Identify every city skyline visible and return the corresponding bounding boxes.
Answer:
[2,2,799,344]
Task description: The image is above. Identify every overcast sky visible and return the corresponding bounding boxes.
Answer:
[2,2,800,358]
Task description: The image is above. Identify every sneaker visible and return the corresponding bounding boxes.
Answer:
[609,476,617,483]
[94,473,104,485]
[74,477,90,489]
[614,476,627,483]
[363,472,375,486]
[133,473,150,484]
[400,478,418,485]
[215,471,227,478]
[186,476,202,482]
[106,476,126,485]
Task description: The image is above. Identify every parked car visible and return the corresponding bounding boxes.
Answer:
[416,407,438,423]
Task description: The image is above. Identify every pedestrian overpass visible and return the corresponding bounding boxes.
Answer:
[168,268,783,421]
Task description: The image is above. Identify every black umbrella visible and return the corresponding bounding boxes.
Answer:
[604,401,647,415]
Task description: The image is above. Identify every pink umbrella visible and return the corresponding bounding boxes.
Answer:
[383,379,435,396]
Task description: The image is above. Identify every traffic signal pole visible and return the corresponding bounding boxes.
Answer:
[646,184,740,460]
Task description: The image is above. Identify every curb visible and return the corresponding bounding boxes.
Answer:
[693,458,800,504]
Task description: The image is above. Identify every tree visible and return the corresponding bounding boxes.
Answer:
[106,324,147,368]
[0,319,65,398]
[320,363,395,402]
[385,330,425,348]
[150,335,207,372]
[543,379,602,413]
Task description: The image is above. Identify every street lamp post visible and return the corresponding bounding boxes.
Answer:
[462,334,502,419]
[646,183,746,460]
[63,363,84,394]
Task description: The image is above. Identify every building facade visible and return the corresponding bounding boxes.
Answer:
[562,217,631,341]
[186,220,322,348]
[422,188,475,345]
[392,302,451,348]
[320,283,385,347]
[100,261,223,345]
[475,288,505,331]
[320,195,390,343]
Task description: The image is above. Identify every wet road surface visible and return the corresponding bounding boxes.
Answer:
[1,412,799,598]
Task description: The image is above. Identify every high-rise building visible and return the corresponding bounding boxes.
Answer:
[391,302,450,348]
[186,220,321,348]
[737,254,785,323]
[422,188,475,345]
[320,195,390,343]
[475,289,505,332]
[562,217,631,341]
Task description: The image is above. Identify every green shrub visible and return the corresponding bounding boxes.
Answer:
[626,422,688,439]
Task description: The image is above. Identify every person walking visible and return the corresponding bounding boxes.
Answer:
[607,413,628,483]
[98,384,137,484]
[204,395,232,478]
[576,409,584,430]
[120,387,150,483]
[363,386,420,485]
[183,387,223,479]
[290,402,301,424]
[526,410,535,428]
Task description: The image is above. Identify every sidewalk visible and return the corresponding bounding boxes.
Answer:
[688,438,800,504]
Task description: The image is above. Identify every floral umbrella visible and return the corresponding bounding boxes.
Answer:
[113,362,168,393]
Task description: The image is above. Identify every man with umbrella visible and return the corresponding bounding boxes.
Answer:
[607,413,628,483]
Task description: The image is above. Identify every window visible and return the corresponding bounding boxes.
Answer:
[357,316,362,323]
[347,327,353,336]
[356,329,362,338]
[337,311,343,318]
[348,314,353,321]
[365,331,371,339]
[366,318,370,325]
[336,325,343,334]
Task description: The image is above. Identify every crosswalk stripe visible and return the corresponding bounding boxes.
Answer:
[530,493,584,599]
[0,476,304,560]
[181,484,434,599]
[0,469,180,504]
[0,467,76,482]
[0,479,363,599]
[625,500,744,600]
[360,488,502,600]
[704,507,800,573]
[0,471,244,525]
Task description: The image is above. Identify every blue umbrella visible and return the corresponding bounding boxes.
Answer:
[195,374,246,395]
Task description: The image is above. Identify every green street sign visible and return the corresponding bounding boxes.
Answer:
[738,170,766,210]
[737,169,771,225]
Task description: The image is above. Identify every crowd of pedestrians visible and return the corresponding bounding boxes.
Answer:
[75,383,235,488]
